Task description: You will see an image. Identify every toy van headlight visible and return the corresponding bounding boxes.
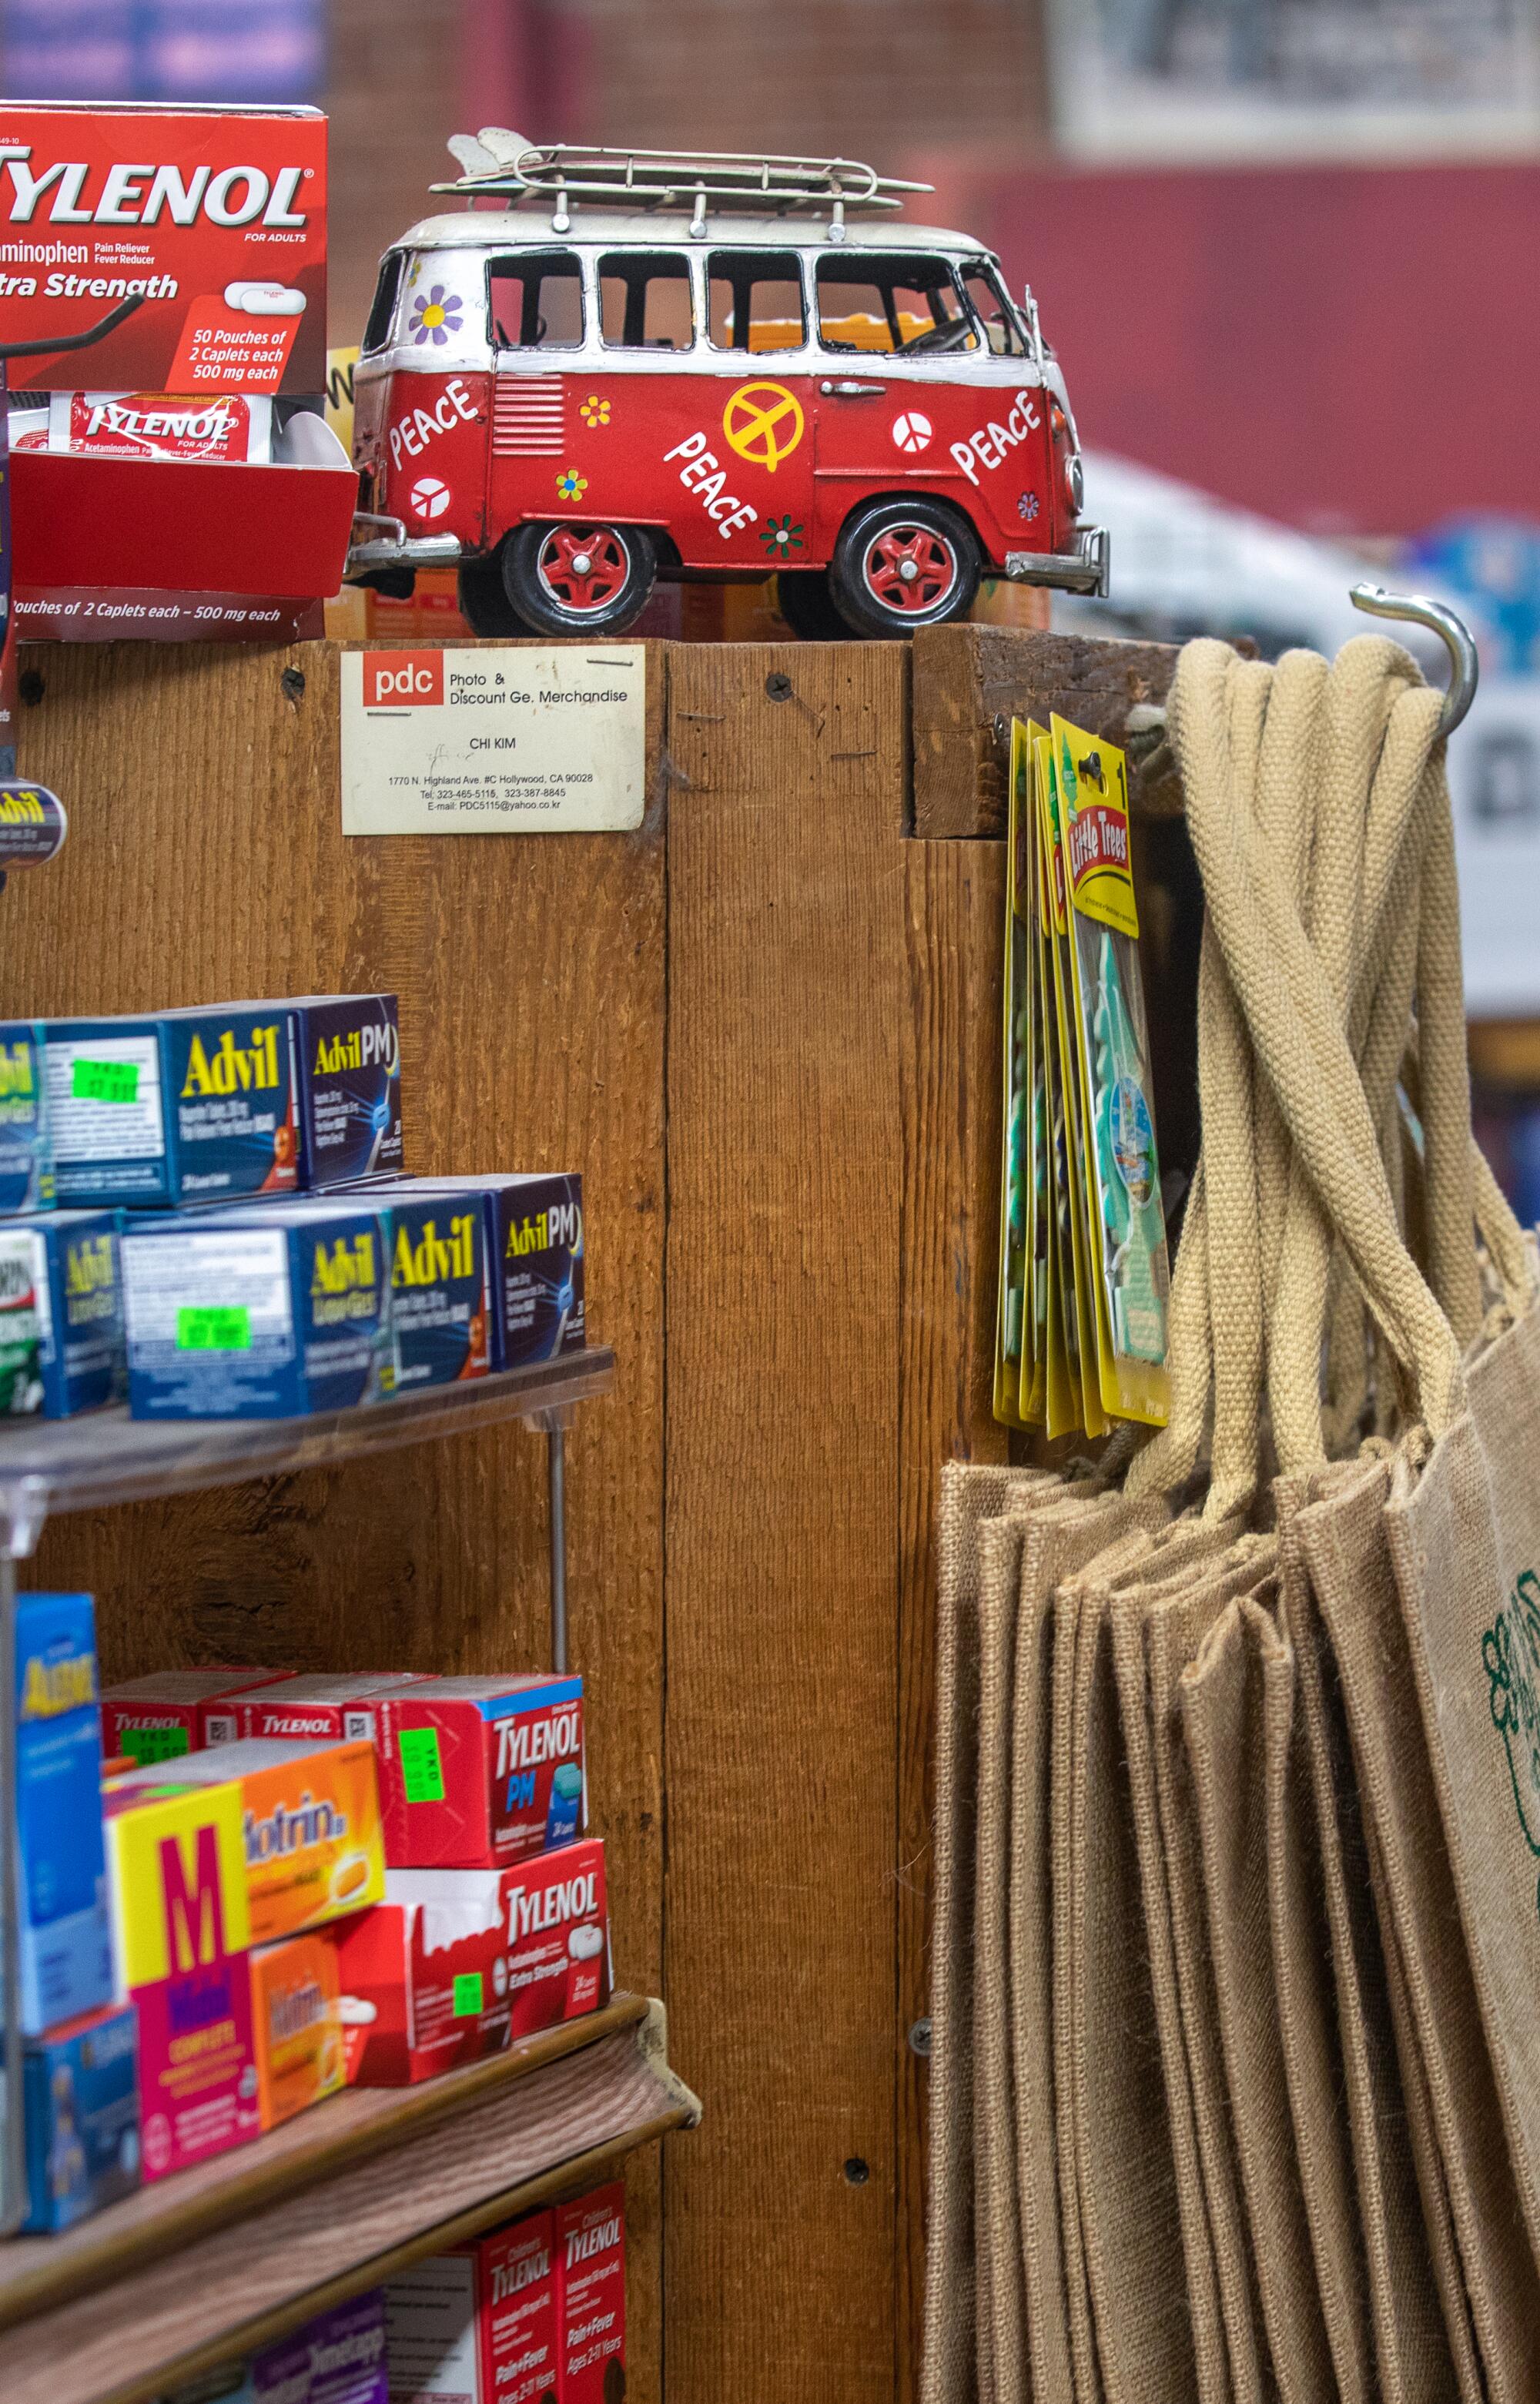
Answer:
[1066,450,1085,518]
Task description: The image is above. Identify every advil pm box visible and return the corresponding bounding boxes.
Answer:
[378,1676,584,1870]
[0,105,326,395]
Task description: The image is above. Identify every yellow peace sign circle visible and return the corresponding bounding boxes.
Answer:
[723,380,805,474]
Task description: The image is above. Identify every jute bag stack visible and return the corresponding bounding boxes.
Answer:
[922,621,1540,2404]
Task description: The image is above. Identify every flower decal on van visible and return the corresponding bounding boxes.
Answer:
[579,395,611,427]
[409,286,463,347]
[761,515,804,555]
[556,469,589,501]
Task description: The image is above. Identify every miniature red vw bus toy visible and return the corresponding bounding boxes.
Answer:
[348,136,1107,640]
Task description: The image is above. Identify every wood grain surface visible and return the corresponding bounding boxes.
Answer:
[2,636,671,2395]
[0,2021,693,2404]
[911,624,1187,839]
[664,641,909,2402]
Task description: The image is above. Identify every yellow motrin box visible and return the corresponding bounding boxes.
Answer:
[110,1737,384,1944]
[249,1927,345,2129]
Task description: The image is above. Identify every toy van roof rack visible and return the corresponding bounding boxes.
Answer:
[432,132,932,241]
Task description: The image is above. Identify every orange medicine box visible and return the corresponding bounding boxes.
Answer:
[249,1928,345,2130]
[110,1737,385,1944]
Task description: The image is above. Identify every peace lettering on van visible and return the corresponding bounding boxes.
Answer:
[949,387,1043,488]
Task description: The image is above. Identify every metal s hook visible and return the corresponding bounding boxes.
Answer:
[1350,580,1479,738]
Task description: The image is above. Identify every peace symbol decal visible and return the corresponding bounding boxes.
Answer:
[722,380,805,474]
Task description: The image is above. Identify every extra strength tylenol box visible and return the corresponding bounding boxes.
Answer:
[377,1677,584,1870]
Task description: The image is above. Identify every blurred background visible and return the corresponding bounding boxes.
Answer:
[5,0,1540,1197]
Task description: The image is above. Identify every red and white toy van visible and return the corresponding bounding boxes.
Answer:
[348,136,1107,640]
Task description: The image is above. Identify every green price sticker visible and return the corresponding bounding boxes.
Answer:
[72,1058,140,1105]
[121,1726,190,1766]
[452,1972,484,2018]
[398,1725,445,1804]
[176,1307,252,1353]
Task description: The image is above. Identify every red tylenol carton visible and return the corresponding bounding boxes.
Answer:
[334,1867,508,2087]
[554,2185,626,2404]
[385,2211,558,2404]
[0,105,326,395]
[336,1840,608,2085]
[231,1671,430,1748]
[101,1667,294,1763]
[377,1677,584,1870]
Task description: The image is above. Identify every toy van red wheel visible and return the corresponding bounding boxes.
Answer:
[504,521,656,637]
[828,497,979,639]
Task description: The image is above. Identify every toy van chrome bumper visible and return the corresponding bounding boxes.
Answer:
[1003,524,1109,598]
[346,512,464,574]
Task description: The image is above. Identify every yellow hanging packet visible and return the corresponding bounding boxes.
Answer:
[1036,732,1105,1436]
[993,719,1044,1428]
[1051,714,1171,1426]
[1035,785,1074,1438]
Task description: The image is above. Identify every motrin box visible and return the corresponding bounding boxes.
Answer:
[249,1927,344,2130]
[102,1770,259,2180]
[44,1006,300,1207]
[21,1207,124,1415]
[231,1670,429,1747]
[293,994,403,1187]
[385,1185,490,1394]
[0,1019,52,1214]
[120,1199,393,1418]
[366,1175,583,1371]
[22,1999,139,2233]
[500,1838,608,2042]
[333,1867,510,2086]
[15,1589,113,2033]
[0,104,327,397]
[384,2211,557,2404]
[112,1735,385,1943]
[102,1666,294,1763]
[554,2184,626,2404]
[377,1676,584,1870]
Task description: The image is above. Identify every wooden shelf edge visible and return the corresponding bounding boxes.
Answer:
[0,1994,655,2332]
[1,2007,701,2404]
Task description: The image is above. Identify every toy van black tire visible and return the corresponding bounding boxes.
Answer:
[504,521,656,637]
[458,548,531,636]
[828,497,980,639]
[775,569,851,643]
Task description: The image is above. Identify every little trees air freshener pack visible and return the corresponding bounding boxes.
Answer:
[993,714,1170,1432]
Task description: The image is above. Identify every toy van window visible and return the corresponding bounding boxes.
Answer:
[363,252,405,354]
[706,252,805,353]
[599,253,695,350]
[815,254,976,357]
[487,252,585,349]
[961,263,1026,357]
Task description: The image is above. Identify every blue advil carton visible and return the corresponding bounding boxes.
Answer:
[379,1181,490,1395]
[14,1589,113,2034]
[44,1006,300,1208]
[120,1199,393,1419]
[358,1174,584,1371]
[293,994,403,1188]
[22,2000,139,2232]
[22,1208,124,1416]
[0,1020,52,1216]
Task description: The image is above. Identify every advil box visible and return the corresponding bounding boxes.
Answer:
[385,2212,558,2404]
[102,1666,294,1763]
[377,1676,584,1870]
[0,105,326,395]
[385,1175,584,1372]
[44,1005,300,1207]
[334,1867,510,2086]
[554,2184,627,2404]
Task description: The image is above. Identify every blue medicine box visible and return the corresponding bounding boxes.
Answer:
[14,1589,113,2035]
[44,1006,300,1209]
[21,1208,124,1416]
[120,1200,393,1418]
[0,1020,52,1217]
[350,1174,584,1372]
[22,2001,140,2233]
[293,994,403,1187]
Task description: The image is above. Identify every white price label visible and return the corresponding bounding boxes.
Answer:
[340,645,646,835]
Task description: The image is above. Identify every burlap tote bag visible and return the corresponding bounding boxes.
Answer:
[1167,632,1540,2402]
